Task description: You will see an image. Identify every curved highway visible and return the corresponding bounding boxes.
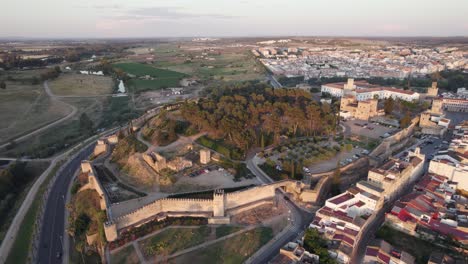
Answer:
[37,143,95,264]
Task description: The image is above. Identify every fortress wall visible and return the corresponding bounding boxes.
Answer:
[93,144,107,157]
[79,162,109,211]
[160,198,213,212]
[115,200,163,229]
[114,198,213,230]
[226,200,273,216]
[370,117,419,162]
[225,185,275,209]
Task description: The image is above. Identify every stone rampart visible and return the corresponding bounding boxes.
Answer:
[114,198,213,230]
[225,185,275,209]
[79,161,109,211]
[369,117,419,164]
[105,181,298,241]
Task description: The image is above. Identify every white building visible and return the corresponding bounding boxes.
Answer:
[321,79,420,102]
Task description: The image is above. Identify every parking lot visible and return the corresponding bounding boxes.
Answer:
[343,119,397,140]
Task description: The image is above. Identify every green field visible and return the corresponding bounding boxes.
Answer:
[113,63,186,79]
[172,227,273,264]
[49,73,114,96]
[129,79,180,93]
[139,226,211,258]
[113,62,187,92]
[1,96,139,158]
[0,83,71,144]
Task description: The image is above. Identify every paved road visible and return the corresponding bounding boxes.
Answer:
[246,156,313,263]
[37,143,95,264]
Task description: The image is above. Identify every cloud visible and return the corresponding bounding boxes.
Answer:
[107,6,238,22]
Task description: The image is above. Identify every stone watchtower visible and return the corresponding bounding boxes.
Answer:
[431,99,444,115]
[213,189,225,217]
[200,149,211,164]
[104,221,118,242]
[208,190,230,224]
[344,78,355,91]
[427,82,439,97]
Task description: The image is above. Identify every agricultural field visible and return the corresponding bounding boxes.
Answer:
[0,82,71,145]
[124,43,265,82]
[113,62,187,93]
[0,96,139,158]
[48,73,114,96]
[114,62,186,79]
[151,44,265,82]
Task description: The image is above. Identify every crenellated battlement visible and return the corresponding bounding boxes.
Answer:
[106,181,298,242]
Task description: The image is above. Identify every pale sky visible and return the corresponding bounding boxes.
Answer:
[2,0,468,38]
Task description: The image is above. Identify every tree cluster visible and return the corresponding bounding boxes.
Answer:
[181,82,338,155]
[303,229,338,264]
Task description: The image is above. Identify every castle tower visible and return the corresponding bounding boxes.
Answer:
[420,112,434,127]
[104,222,118,242]
[212,189,225,217]
[344,78,355,91]
[427,82,439,97]
[200,149,211,164]
[430,99,443,115]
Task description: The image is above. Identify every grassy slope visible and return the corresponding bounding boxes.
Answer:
[173,227,273,264]
[139,226,211,257]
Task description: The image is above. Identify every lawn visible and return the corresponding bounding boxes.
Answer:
[113,62,186,79]
[48,73,114,96]
[138,226,212,258]
[172,227,273,264]
[110,245,140,264]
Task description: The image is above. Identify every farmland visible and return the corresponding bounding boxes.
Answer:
[0,82,71,145]
[114,62,186,79]
[48,73,114,96]
[113,62,187,92]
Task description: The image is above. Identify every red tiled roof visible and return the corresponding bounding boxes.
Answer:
[378,252,391,263]
[365,247,379,257]
[329,193,355,205]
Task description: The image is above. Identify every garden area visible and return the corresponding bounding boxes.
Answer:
[259,137,343,180]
